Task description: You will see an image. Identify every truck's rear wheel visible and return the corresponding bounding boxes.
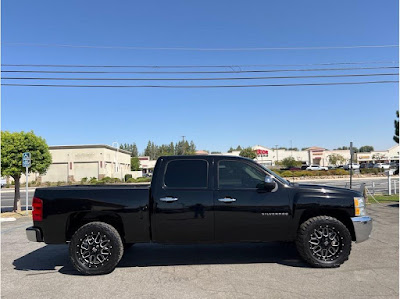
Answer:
[296,216,352,268]
[69,222,124,275]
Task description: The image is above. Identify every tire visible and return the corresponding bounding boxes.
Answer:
[296,216,352,268]
[69,222,124,275]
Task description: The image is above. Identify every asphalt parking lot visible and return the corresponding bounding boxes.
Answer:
[1,203,398,299]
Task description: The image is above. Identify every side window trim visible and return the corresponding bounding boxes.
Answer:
[162,159,209,189]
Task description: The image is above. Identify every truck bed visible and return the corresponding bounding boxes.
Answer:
[34,184,151,244]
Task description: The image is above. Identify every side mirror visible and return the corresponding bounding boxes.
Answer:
[264,176,277,192]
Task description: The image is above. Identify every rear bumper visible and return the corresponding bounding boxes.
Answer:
[26,226,43,242]
[351,216,372,243]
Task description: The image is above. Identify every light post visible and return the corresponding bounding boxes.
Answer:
[275,145,279,165]
[112,142,119,178]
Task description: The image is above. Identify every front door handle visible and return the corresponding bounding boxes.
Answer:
[218,197,237,203]
[160,197,178,202]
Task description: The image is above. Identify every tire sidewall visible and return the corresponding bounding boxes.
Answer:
[69,222,123,275]
[301,218,352,267]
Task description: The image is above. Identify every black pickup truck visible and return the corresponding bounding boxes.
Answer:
[26,155,372,275]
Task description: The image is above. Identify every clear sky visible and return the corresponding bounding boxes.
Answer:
[1,0,399,153]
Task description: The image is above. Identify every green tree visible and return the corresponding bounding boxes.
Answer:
[120,143,138,157]
[1,131,52,212]
[239,147,257,159]
[280,157,302,168]
[359,145,374,153]
[130,157,140,171]
[328,153,346,166]
[335,146,358,153]
[394,110,399,143]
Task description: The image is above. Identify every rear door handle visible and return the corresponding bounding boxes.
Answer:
[160,197,178,202]
[218,197,237,203]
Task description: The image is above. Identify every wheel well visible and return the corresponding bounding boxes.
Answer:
[299,209,356,241]
[66,212,126,242]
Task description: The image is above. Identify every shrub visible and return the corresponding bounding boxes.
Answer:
[80,177,88,184]
[125,174,132,182]
[360,168,384,174]
[280,171,294,177]
[89,177,98,184]
[135,177,152,183]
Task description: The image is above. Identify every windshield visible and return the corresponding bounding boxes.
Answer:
[259,164,290,185]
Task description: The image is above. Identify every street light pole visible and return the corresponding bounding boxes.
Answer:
[275,145,279,164]
[112,142,119,178]
[350,142,353,189]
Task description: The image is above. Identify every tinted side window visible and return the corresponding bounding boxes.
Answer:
[218,160,265,189]
[164,160,208,188]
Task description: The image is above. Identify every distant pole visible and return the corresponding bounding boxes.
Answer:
[25,166,29,215]
[350,142,353,189]
[290,140,293,157]
[181,136,186,154]
[275,145,279,163]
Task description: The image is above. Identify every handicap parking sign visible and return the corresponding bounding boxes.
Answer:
[22,152,31,168]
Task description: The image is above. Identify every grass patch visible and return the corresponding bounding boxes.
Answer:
[368,194,399,204]
[1,211,32,218]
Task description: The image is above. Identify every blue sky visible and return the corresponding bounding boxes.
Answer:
[1,0,399,153]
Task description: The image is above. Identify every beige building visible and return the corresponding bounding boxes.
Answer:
[138,156,157,174]
[222,145,399,167]
[15,145,133,184]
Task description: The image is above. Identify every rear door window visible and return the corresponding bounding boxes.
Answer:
[164,160,208,188]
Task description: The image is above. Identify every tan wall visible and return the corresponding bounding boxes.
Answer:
[11,145,132,183]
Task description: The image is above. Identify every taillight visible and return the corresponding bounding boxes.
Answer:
[32,197,43,221]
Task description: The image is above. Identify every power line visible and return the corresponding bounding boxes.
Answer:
[2,73,397,81]
[2,66,398,74]
[2,80,398,88]
[2,42,398,51]
[2,61,398,68]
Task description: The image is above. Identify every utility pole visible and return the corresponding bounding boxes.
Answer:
[350,142,353,189]
[275,145,279,164]
[290,140,293,157]
[181,136,186,155]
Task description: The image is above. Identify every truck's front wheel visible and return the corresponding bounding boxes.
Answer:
[296,216,352,268]
[69,222,124,275]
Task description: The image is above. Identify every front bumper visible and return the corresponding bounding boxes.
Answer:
[26,226,43,242]
[351,216,372,243]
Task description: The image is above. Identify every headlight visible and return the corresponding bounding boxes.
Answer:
[354,197,366,216]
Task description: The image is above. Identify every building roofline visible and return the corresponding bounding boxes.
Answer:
[49,144,132,155]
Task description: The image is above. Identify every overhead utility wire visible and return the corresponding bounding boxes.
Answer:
[2,66,398,74]
[2,81,398,88]
[3,73,397,81]
[2,61,398,68]
[2,42,398,51]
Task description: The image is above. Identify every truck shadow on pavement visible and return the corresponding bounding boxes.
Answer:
[13,242,309,275]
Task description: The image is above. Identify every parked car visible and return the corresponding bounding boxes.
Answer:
[343,163,360,170]
[26,155,372,275]
[373,163,390,170]
[360,163,374,169]
[300,165,309,170]
[0,177,6,188]
[306,165,328,171]
[390,162,399,169]
[281,167,302,171]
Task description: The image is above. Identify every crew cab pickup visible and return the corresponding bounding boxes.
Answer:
[26,155,372,275]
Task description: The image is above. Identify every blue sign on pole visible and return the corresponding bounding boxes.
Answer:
[22,152,31,168]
